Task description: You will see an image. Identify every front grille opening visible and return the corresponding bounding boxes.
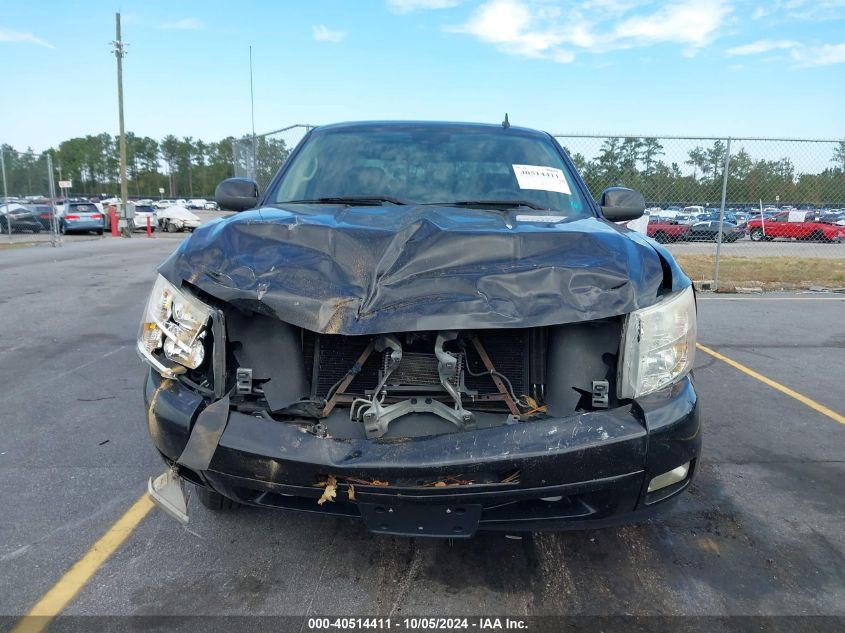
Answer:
[234,318,623,438]
[304,330,529,413]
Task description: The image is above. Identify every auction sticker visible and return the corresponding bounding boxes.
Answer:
[512,164,571,195]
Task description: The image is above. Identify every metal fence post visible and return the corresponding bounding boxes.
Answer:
[46,153,61,247]
[1,148,11,243]
[713,137,732,292]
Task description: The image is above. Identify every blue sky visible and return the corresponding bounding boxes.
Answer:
[1,0,844,151]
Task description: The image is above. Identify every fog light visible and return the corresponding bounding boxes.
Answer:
[647,462,690,493]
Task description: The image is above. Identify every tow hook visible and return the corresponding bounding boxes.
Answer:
[147,468,190,524]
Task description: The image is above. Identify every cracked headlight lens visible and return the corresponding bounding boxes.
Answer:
[137,275,212,373]
[618,286,696,399]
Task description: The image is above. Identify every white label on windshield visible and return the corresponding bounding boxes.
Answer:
[515,214,566,223]
[512,165,571,195]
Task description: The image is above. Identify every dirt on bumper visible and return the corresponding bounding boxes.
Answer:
[145,371,700,535]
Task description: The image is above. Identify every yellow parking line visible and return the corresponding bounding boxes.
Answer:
[696,343,845,426]
[11,493,155,633]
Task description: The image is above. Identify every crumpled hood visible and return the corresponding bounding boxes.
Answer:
[158,205,688,335]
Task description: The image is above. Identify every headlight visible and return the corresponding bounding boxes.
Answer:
[618,286,696,399]
[137,275,212,375]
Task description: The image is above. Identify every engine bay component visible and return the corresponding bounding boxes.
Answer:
[351,331,477,439]
[235,368,253,395]
[227,312,310,412]
[468,335,522,416]
[357,396,475,439]
[592,380,610,409]
[435,331,468,410]
[320,339,376,416]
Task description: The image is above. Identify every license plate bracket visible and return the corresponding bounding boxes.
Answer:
[359,501,482,538]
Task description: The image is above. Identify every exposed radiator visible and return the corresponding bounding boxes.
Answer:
[304,331,529,399]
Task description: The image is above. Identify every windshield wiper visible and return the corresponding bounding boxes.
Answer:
[428,199,551,212]
[279,196,407,206]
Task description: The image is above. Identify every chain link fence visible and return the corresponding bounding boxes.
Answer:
[553,134,845,290]
[232,124,314,193]
[0,147,63,246]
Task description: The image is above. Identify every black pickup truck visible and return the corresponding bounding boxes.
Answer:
[139,120,700,538]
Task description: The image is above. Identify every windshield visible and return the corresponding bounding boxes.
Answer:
[70,204,97,213]
[270,126,589,218]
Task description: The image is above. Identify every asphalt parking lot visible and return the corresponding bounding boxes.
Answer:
[1,238,843,629]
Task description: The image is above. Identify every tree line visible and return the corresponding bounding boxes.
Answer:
[2,133,844,206]
[566,138,845,206]
[1,133,290,198]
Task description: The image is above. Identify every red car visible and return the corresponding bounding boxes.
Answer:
[647,216,690,243]
[747,212,845,243]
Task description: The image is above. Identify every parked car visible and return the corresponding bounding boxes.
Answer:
[823,212,845,226]
[156,206,201,232]
[187,198,208,209]
[0,204,42,233]
[26,204,58,230]
[131,204,159,231]
[141,121,700,536]
[701,212,737,224]
[685,221,744,242]
[747,211,845,242]
[101,201,157,231]
[59,202,104,235]
[647,216,690,243]
[154,199,176,210]
[204,200,219,210]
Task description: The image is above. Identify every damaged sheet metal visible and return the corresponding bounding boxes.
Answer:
[158,205,689,335]
[177,394,231,472]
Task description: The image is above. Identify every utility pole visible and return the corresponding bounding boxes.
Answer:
[249,45,257,181]
[112,13,130,237]
[1,148,11,243]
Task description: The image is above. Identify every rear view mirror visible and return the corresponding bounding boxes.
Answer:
[599,187,646,222]
[215,178,259,212]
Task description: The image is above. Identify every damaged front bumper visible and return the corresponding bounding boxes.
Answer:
[145,369,700,536]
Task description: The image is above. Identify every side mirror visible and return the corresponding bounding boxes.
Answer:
[598,187,645,222]
[214,177,259,212]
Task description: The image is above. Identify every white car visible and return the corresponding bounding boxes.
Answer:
[157,206,201,232]
[154,199,175,210]
[131,204,159,231]
[204,200,219,210]
[187,198,207,209]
